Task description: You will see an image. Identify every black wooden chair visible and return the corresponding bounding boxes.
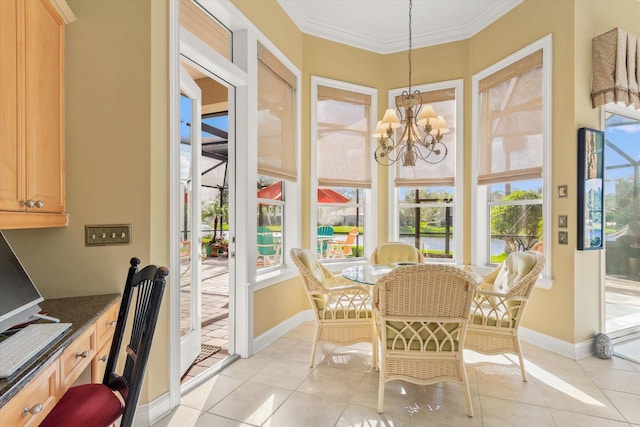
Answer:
[40,257,168,427]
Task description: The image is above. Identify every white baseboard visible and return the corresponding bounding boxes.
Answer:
[252,309,315,354]
[520,327,594,360]
[134,391,171,426]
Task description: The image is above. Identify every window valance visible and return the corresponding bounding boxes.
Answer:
[592,27,639,109]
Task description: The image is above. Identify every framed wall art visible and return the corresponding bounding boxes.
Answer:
[577,127,604,250]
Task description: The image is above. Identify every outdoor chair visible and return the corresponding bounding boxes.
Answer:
[326,227,359,258]
[373,264,477,416]
[257,226,280,266]
[317,225,334,257]
[290,248,377,368]
[370,241,424,265]
[40,258,168,427]
[465,250,545,381]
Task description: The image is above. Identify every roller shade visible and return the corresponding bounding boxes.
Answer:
[478,50,543,186]
[257,43,297,182]
[317,85,372,188]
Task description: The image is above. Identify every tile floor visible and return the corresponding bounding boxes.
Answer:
[154,321,640,427]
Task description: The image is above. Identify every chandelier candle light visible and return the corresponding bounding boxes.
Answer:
[374,0,449,167]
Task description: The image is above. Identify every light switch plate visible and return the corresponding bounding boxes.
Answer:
[85,224,131,246]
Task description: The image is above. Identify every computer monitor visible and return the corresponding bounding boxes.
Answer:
[0,232,43,334]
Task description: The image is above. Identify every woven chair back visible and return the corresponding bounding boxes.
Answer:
[374,264,476,319]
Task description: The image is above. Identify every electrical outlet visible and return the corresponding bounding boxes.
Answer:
[85,224,131,246]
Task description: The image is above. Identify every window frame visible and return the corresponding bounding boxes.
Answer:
[253,41,301,284]
[471,34,553,285]
[310,76,378,266]
[387,80,464,265]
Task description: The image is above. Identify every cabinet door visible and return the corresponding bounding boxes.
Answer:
[0,0,23,212]
[24,0,65,214]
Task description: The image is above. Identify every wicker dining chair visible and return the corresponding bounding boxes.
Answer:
[466,250,545,382]
[373,264,477,416]
[370,241,424,265]
[290,248,377,369]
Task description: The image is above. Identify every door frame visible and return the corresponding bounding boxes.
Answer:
[169,4,251,408]
[601,103,640,341]
[178,62,203,376]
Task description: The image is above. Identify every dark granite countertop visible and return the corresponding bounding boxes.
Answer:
[0,293,120,408]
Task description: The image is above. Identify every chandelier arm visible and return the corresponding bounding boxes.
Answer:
[374,0,448,168]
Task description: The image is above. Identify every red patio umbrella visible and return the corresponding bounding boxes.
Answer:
[257,181,349,203]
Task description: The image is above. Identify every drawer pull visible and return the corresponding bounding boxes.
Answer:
[107,320,117,327]
[22,404,43,417]
[75,350,90,359]
[99,355,108,362]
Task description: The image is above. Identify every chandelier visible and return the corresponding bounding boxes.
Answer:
[374,0,449,167]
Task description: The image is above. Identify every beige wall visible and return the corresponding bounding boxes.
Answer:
[573,0,640,343]
[468,0,579,342]
[4,0,638,409]
[5,0,171,402]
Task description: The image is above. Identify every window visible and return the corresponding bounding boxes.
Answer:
[389,82,463,263]
[257,42,297,270]
[312,77,377,261]
[180,0,231,59]
[472,35,552,280]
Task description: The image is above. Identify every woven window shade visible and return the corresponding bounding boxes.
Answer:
[478,50,543,186]
[394,88,456,187]
[180,0,230,59]
[591,27,640,109]
[317,85,372,188]
[257,44,297,182]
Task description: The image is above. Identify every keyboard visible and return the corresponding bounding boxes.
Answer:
[0,323,71,378]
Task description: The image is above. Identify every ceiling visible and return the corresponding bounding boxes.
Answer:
[277,0,523,54]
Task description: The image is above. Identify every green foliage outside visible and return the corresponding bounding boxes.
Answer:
[490,189,542,263]
[605,176,638,232]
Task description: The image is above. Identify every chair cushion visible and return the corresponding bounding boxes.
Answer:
[298,249,324,283]
[492,252,536,293]
[375,243,421,265]
[39,383,124,427]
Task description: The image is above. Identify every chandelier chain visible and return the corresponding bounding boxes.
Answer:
[408,0,413,92]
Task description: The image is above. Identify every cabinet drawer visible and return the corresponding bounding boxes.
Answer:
[96,302,119,349]
[91,340,111,384]
[0,359,60,427]
[60,326,95,389]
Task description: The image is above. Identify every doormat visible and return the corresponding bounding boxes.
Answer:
[194,344,222,364]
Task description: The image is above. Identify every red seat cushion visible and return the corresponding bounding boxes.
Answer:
[40,383,124,427]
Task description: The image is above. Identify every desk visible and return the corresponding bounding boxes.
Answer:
[342,264,393,285]
[0,294,120,426]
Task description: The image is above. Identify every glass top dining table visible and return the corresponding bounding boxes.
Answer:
[341,263,483,286]
[341,264,394,285]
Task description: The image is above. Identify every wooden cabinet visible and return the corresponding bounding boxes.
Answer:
[0,0,75,229]
[92,303,119,383]
[0,295,120,427]
[0,359,60,427]
[60,326,96,390]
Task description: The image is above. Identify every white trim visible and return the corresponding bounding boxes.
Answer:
[310,76,378,258]
[252,309,316,353]
[519,327,594,360]
[134,393,166,426]
[471,34,552,281]
[387,79,464,264]
[601,103,640,336]
[168,0,181,410]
